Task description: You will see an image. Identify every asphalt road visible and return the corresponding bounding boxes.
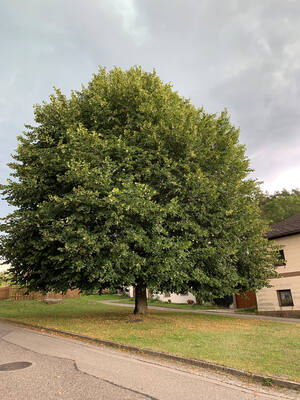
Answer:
[0,322,298,400]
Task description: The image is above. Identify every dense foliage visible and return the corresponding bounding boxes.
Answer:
[0,67,276,311]
[260,189,300,225]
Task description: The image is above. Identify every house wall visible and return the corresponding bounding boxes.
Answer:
[256,233,300,315]
[127,287,196,303]
[153,292,196,304]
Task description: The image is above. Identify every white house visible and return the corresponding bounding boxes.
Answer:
[127,287,196,304]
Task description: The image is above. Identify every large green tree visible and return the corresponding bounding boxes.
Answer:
[0,67,276,314]
[260,189,300,225]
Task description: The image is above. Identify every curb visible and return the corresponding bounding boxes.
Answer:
[0,317,299,392]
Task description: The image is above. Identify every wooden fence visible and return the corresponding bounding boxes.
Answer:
[0,286,80,301]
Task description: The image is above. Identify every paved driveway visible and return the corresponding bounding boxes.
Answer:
[0,322,297,400]
[100,300,300,324]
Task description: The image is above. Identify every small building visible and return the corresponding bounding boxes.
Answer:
[152,291,196,304]
[256,214,300,317]
[127,287,196,304]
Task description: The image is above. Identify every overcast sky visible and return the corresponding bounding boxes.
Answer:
[1,0,300,217]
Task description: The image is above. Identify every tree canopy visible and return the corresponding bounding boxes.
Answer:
[0,67,276,313]
[260,189,300,225]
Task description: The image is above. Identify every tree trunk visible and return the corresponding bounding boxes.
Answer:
[134,284,148,315]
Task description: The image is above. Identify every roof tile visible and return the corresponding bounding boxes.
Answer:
[267,214,300,239]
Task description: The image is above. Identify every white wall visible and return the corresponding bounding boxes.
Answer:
[127,286,196,304]
[153,292,196,304]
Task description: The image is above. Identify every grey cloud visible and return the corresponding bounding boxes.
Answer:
[132,0,300,185]
[1,0,300,216]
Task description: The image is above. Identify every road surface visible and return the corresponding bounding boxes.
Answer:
[0,321,298,400]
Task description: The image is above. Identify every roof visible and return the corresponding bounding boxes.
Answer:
[267,214,300,239]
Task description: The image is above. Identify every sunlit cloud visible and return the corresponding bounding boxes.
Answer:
[262,166,300,193]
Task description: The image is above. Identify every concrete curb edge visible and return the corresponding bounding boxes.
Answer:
[0,317,299,391]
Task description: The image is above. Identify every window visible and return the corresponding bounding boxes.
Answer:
[275,249,286,266]
[277,290,294,307]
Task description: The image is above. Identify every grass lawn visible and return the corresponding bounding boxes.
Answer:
[0,295,299,382]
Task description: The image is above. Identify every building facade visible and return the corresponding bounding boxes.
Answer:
[256,214,300,317]
[127,215,300,313]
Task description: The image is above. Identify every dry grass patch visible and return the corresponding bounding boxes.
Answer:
[171,313,256,332]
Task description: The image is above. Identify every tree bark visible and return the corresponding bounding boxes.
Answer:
[134,284,148,315]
